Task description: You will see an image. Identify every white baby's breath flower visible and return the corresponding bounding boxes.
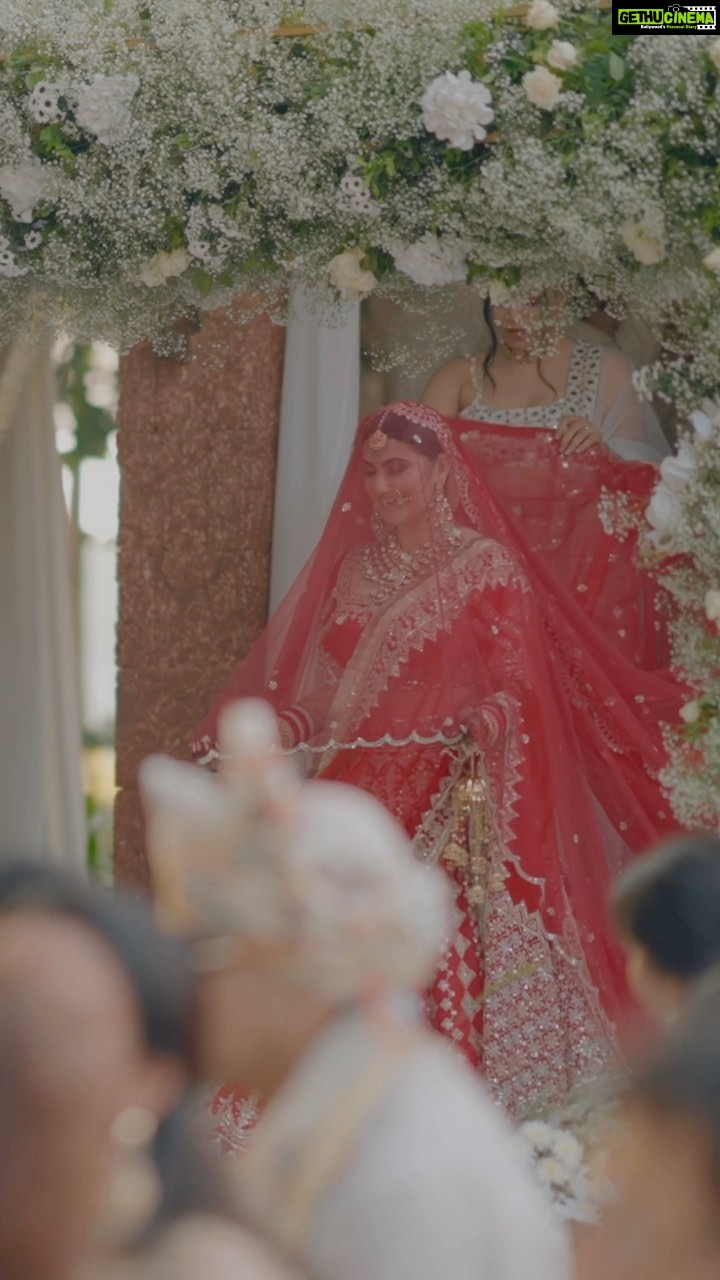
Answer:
[391,233,468,287]
[620,216,666,266]
[705,589,720,625]
[28,81,64,124]
[328,248,377,300]
[0,163,53,223]
[421,70,494,151]
[526,0,560,29]
[680,700,701,724]
[546,41,579,71]
[74,73,139,145]
[138,248,191,288]
[522,67,563,111]
[703,246,720,272]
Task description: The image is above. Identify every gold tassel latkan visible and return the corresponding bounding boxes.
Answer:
[443,761,494,906]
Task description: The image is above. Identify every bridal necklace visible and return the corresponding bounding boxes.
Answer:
[362,491,462,606]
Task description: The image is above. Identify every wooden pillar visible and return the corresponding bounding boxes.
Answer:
[114,310,285,887]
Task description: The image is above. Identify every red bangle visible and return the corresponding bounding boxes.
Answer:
[278,705,315,748]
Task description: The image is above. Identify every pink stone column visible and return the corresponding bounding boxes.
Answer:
[115,310,285,887]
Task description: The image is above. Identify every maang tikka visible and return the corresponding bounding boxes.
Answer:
[367,426,388,452]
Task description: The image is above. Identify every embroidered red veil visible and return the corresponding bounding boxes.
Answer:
[193,403,683,1118]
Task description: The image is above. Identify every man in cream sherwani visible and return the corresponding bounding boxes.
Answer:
[141,700,570,1280]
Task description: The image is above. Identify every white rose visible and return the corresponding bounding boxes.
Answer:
[392,233,468,287]
[546,41,579,71]
[421,70,494,151]
[328,248,377,300]
[620,218,666,266]
[74,73,139,145]
[522,66,563,111]
[709,37,720,70]
[645,481,682,534]
[138,247,191,288]
[660,439,697,492]
[162,247,191,278]
[526,0,560,29]
[0,163,53,222]
[703,246,720,272]
[705,589,720,624]
[680,700,701,724]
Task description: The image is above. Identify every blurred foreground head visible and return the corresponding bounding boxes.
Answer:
[578,989,720,1280]
[140,699,450,1088]
[612,834,720,1027]
[0,867,194,1280]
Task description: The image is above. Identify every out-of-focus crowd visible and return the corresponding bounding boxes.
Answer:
[2,700,720,1280]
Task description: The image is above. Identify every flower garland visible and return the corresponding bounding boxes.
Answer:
[640,405,720,830]
[0,0,715,397]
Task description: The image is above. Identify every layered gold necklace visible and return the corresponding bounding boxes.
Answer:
[362,525,462,607]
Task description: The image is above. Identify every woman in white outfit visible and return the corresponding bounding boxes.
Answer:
[423,296,668,463]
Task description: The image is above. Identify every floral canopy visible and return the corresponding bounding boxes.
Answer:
[0,0,718,826]
[0,0,717,404]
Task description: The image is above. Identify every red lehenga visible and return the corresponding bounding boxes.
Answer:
[193,403,683,1136]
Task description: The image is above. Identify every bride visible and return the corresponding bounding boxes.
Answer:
[422,296,669,462]
[193,401,682,1120]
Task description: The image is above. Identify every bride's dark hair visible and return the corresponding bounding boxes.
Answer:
[360,408,444,461]
[482,296,558,397]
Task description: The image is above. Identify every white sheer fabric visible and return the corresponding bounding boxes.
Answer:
[0,341,86,869]
[269,287,360,610]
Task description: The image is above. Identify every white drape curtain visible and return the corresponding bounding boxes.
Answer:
[0,340,86,871]
[269,289,361,612]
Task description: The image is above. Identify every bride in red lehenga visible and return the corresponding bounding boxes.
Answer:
[192,401,683,1136]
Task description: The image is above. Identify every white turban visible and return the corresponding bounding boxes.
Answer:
[139,700,450,1001]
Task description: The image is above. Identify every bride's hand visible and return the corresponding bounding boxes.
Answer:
[556,416,605,455]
